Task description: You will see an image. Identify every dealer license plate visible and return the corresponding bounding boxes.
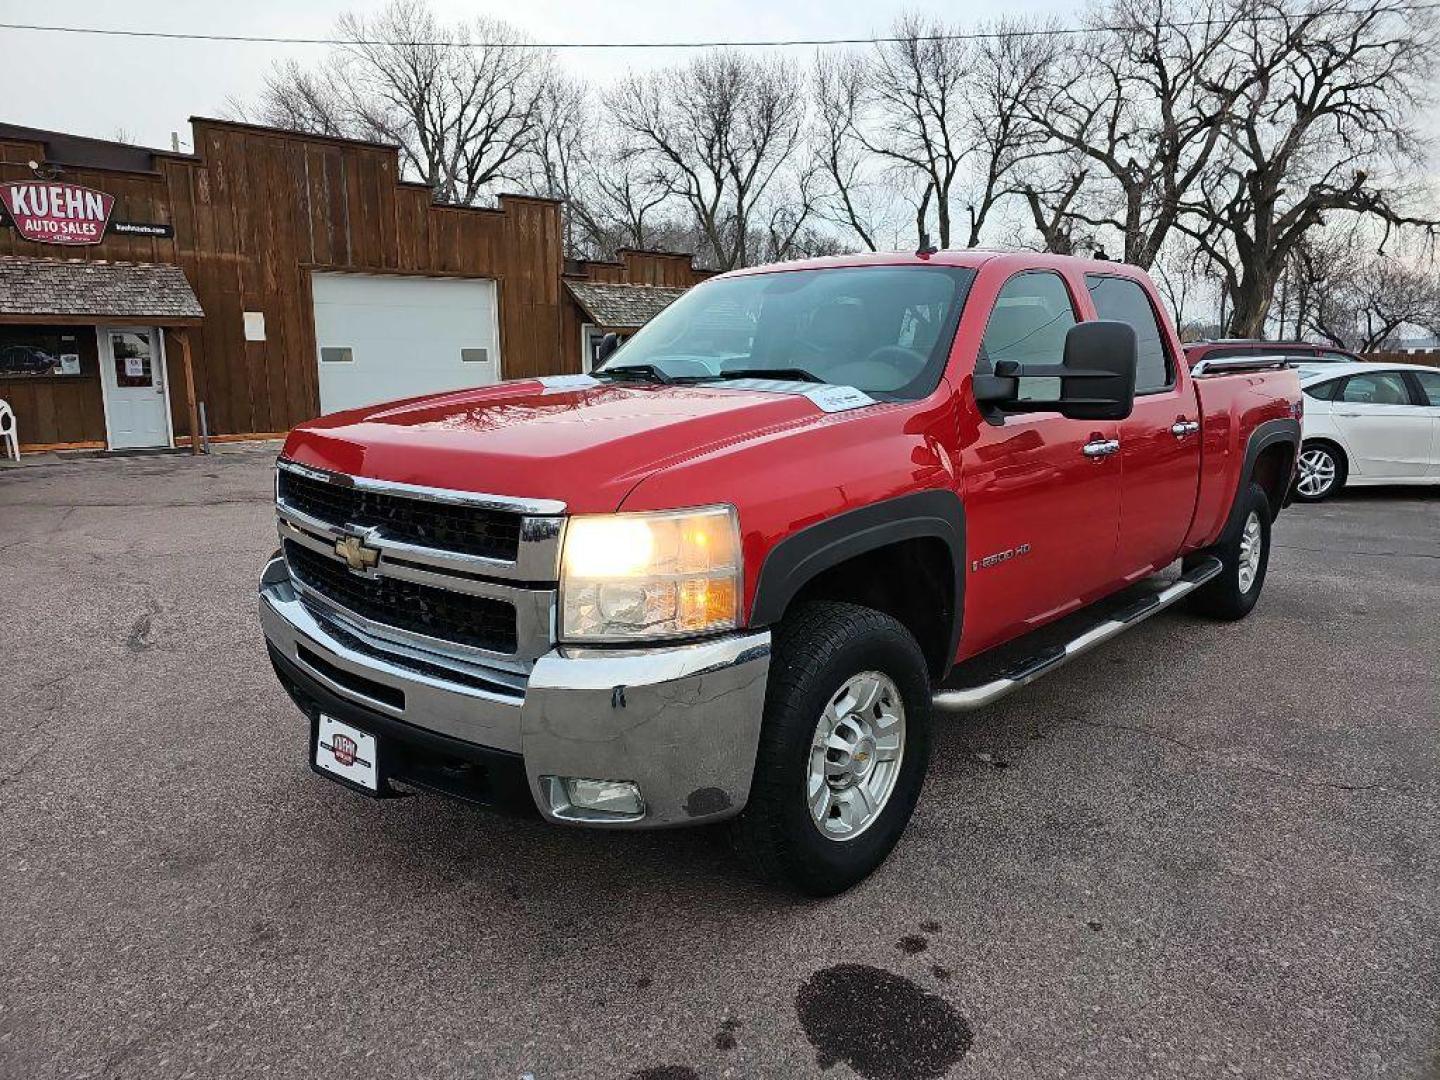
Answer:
[315,714,378,791]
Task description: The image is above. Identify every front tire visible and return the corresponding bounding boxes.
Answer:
[732,602,932,896]
[1294,442,1345,502]
[1185,481,1272,621]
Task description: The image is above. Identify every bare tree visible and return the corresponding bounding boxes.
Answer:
[962,20,1055,248]
[1015,154,1096,255]
[812,15,1053,251]
[243,59,347,136]
[249,0,551,205]
[607,51,809,270]
[1017,0,1249,269]
[1178,0,1439,336]
[1296,239,1440,349]
[812,51,886,251]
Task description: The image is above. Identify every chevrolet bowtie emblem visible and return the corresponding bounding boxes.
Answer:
[335,532,380,573]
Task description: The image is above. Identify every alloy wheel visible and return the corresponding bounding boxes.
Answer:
[806,671,906,841]
[1237,511,1264,594]
[1297,448,1337,497]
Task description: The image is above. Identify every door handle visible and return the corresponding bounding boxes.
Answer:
[1171,420,1200,437]
[1082,438,1121,458]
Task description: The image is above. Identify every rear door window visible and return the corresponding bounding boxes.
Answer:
[1409,370,1440,405]
[1085,275,1174,393]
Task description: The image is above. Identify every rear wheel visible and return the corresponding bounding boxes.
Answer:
[1294,442,1345,502]
[732,602,932,896]
[1185,481,1272,621]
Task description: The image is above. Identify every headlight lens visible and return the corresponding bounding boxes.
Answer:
[560,505,741,642]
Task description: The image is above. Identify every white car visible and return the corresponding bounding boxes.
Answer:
[1295,362,1440,501]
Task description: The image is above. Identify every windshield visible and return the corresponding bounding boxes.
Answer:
[600,265,976,399]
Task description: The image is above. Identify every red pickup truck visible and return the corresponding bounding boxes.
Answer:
[259,251,1301,894]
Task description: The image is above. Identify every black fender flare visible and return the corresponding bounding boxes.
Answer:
[749,488,966,668]
[1226,417,1300,533]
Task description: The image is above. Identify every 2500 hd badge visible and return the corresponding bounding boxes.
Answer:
[260,250,1300,895]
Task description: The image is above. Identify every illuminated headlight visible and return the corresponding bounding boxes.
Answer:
[559,506,741,642]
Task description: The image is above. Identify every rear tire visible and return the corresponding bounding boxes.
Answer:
[1294,441,1345,502]
[731,602,932,896]
[1185,481,1272,621]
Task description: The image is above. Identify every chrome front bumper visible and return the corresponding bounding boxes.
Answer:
[258,556,771,827]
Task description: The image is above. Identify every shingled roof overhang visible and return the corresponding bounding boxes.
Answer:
[0,256,205,326]
[565,280,687,331]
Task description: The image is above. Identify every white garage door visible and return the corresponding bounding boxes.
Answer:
[312,273,500,414]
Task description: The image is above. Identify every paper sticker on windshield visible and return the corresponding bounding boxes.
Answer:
[804,385,876,413]
[537,374,600,392]
[701,378,876,414]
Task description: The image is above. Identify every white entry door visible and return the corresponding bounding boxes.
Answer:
[312,273,500,414]
[99,327,171,449]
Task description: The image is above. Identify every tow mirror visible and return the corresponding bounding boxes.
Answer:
[595,332,620,365]
[972,320,1138,421]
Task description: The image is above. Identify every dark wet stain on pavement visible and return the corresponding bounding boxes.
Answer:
[897,934,929,954]
[683,786,731,816]
[713,1017,741,1050]
[797,963,973,1080]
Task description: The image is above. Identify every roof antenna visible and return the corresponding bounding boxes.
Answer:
[917,231,938,258]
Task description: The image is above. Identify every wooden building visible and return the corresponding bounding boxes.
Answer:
[0,119,710,453]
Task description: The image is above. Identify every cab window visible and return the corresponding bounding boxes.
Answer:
[1085,275,1174,393]
[978,271,1077,401]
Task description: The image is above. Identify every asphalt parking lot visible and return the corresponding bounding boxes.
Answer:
[2,447,1436,1080]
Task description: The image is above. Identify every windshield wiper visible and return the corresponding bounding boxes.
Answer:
[594,364,675,385]
[706,366,826,384]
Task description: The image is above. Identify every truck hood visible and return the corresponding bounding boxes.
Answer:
[281,378,842,513]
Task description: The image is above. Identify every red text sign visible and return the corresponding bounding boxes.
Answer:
[0,181,114,246]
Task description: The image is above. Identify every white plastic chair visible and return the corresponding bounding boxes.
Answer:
[0,399,18,461]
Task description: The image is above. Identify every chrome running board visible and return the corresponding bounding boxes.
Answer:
[932,557,1223,712]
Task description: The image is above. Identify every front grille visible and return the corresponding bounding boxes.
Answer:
[285,540,518,654]
[278,468,522,561]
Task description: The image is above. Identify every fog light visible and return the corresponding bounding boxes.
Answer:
[547,776,645,817]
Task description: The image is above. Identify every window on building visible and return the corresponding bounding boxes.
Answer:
[0,327,87,378]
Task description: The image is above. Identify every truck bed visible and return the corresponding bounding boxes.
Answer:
[1185,365,1301,551]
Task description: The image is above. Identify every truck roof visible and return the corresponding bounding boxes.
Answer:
[716,249,1149,280]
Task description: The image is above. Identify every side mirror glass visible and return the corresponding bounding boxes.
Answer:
[973,320,1138,421]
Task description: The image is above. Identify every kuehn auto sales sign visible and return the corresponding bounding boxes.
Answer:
[0,181,114,245]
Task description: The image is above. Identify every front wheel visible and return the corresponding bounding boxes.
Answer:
[731,602,932,896]
[1185,481,1272,621]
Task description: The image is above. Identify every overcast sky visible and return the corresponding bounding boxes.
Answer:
[3,0,1086,149]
